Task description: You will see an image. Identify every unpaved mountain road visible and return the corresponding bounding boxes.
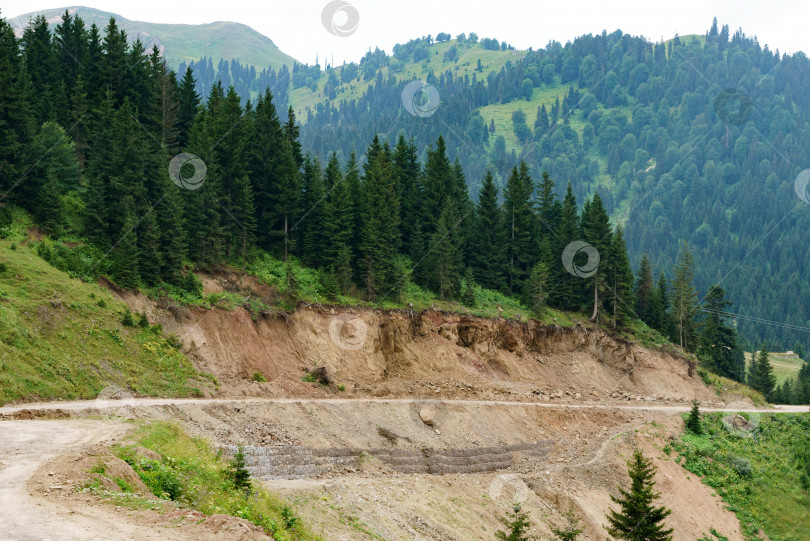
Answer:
[0,420,176,541]
[1,396,808,416]
[0,398,806,541]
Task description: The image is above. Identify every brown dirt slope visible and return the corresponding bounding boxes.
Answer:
[118,278,717,406]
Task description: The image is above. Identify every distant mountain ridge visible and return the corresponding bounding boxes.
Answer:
[7,5,299,72]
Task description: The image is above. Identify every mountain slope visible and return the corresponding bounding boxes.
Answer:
[8,5,299,72]
[290,27,810,352]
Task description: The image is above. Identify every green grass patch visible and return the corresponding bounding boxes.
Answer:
[115,421,322,540]
[0,235,205,405]
[695,367,767,406]
[744,351,806,386]
[672,413,810,541]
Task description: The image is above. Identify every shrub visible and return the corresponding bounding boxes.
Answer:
[728,455,752,477]
[251,372,267,382]
[129,458,183,500]
[137,312,149,328]
[121,310,136,327]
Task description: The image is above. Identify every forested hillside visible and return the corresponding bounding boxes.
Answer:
[1,10,809,404]
[286,24,810,353]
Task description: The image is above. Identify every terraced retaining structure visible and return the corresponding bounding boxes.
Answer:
[227,441,554,480]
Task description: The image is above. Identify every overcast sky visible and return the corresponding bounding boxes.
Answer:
[4,0,809,65]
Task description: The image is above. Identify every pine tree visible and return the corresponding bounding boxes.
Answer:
[226,446,252,492]
[605,449,673,541]
[526,257,551,317]
[671,242,698,350]
[651,272,672,338]
[699,285,743,381]
[21,14,56,126]
[686,400,702,434]
[0,16,33,200]
[550,511,583,541]
[284,106,303,168]
[581,193,612,322]
[37,171,63,234]
[250,89,300,258]
[635,255,654,325]
[608,226,635,328]
[495,503,536,541]
[176,66,199,149]
[504,162,535,293]
[110,205,141,289]
[752,343,776,399]
[463,266,477,308]
[100,17,128,106]
[393,135,421,248]
[426,199,463,300]
[471,171,507,291]
[549,184,582,310]
[535,170,561,238]
[323,152,354,282]
[360,138,401,301]
[300,154,329,267]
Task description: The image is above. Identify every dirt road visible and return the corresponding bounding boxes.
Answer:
[0,398,806,540]
[1,396,807,416]
[0,420,149,541]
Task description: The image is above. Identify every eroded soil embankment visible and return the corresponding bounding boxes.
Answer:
[120,284,716,405]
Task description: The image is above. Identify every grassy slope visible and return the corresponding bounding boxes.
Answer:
[0,227,205,405]
[672,412,810,541]
[8,6,298,72]
[104,421,322,540]
[290,40,527,117]
[744,351,805,385]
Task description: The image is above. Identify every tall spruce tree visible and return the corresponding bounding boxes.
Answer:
[360,137,401,300]
[504,162,535,293]
[176,66,199,149]
[581,193,612,322]
[549,183,582,310]
[426,199,464,299]
[300,154,329,267]
[471,171,507,291]
[699,285,744,381]
[635,255,654,326]
[751,343,776,399]
[608,226,635,328]
[672,242,698,350]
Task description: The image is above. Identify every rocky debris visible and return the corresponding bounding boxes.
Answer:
[419,404,437,426]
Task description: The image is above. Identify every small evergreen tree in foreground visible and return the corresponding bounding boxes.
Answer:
[551,510,583,540]
[496,503,536,540]
[605,449,673,541]
[686,399,702,435]
[226,446,252,492]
